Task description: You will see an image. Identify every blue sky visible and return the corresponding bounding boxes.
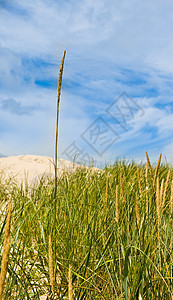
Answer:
[0,0,173,166]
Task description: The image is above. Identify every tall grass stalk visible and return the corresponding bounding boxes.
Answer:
[0,196,12,300]
[146,151,152,176]
[171,180,173,217]
[135,193,140,229]
[105,175,109,205]
[68,264,73,300]
[156,177,160,226]
[48,235,55,297]
[153,153,162,187]
[171,180,173,286]
[156,177,161,269]
[53,50,66,288]
[137,167,142,198]
[120,173,125,204]
[162,169,171,208]
[160,178,164,209]
[116,184,119,224]
[145,159,149,217]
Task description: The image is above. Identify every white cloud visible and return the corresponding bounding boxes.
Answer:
[1,0,172,68]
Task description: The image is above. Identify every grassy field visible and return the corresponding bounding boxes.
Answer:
[0,154,172,299]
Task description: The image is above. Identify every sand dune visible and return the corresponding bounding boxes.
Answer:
[0,155,88,187]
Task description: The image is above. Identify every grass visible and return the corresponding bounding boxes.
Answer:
[0,196,12,300]
[0,156,172,299]
[0,52,172,299]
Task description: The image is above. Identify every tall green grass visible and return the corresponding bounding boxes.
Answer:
[0,156,172,299]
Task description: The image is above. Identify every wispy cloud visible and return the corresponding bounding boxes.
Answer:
[0,98,40,115]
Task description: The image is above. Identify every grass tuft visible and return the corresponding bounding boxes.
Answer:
[0,159,172,298]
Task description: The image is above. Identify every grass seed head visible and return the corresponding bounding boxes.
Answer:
[146,152,152,176]
[153,153,162,187]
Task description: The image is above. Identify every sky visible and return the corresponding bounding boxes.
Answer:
[0,0,173,167]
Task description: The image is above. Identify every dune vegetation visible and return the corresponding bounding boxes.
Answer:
[0,155,173,299]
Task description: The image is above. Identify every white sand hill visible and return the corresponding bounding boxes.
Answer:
[0,155,88,187]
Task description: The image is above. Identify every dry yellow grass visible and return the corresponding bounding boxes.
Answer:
[137,167,142,198]
[73,153,79,169]
[135,193,140,229]
[156,177,161,269]
[146,152,152,176]
[153,153,162,187]
[120,173,125,204]
[105,175,109,204]
[171,180,173,216]
[171,180,173,285]
[0,196,12,300]
[156,177,160,224]
[145,159,149,217]
[68,264,73,300]
[160,178,164,208]
[48,235,55,297]
[116,185,119,224]
[162,169,171,208]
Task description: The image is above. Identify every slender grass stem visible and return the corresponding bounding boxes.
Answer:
[53,50,66,289]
